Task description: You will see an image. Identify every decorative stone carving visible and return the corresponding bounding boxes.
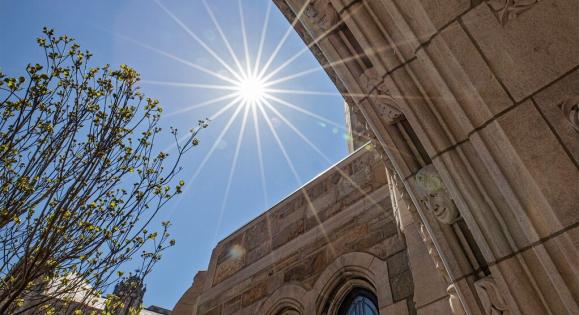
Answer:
[374,100,404,125]
[448,284,467,315]
[359,68,404,125]
[421,228,468,315]
[487,0,539,25]
[359,68,382,92]
[559,95,579,132]
[415,165,460,225]
[474,276,511,315]
[305,0,339,31]
[347,103,372,148]
[419,224,450,283]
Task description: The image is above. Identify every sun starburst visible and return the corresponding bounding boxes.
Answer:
[130,0,383,245]
[234,74,268,105]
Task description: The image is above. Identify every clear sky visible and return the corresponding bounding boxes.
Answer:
[0,0,348,309]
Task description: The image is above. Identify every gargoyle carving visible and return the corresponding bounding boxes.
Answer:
[305,0,338,31]
[415,165,460,225]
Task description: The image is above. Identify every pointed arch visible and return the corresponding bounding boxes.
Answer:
[258,284,307,315]
[309,252,392,314]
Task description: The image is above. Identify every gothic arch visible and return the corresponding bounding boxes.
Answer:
[258,284,307,315]
[307,252,392,314]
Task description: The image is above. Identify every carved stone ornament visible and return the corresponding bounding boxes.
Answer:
[349,105,372,141]
[359,68,404,125]
[305,0,338,31]
[559,95,579,132]
[474,276,511,315]
[375,101,404,125]
[419,224,450,283]
[447,284,467,315]
[359,68,381,92]
[486,0,539,25]
[415,165,460,224]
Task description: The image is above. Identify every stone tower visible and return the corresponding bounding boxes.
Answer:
[112,274,146,314]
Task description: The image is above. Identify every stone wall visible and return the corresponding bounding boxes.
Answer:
[173,145,424,315]
[271,0,579,314]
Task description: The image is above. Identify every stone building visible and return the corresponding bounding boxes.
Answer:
[174,0,578,314]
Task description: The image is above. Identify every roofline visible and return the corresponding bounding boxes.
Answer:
[216,141,373,245]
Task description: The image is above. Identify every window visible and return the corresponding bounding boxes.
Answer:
[337,288,379,315]
[277,309,300,315]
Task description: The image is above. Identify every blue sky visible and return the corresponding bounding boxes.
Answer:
[0,0,348,309]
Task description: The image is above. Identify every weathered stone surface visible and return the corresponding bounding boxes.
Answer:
[241,280,268,307]
[213,253,245,286]
[391,0,470,44]
[390,269,414,302]
[245,218,269,251]
[533,67,579,165]
[387,250,410,277]
[272,219,305,249]
[462,0,579,101]
[416,297,452,315]
[221,296,241,315]
[245,241,271,265]
[380,299,410,315]
[479,100,578,233]
[414,20,513,139]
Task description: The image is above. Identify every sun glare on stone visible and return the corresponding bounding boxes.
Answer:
[235,75,268,105]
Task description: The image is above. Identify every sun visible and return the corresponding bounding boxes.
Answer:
[234,74,268,105]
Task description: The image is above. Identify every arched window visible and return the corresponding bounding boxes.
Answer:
[337,288,379,315]
[277,308,300,315]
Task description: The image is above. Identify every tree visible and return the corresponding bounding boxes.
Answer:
[0,28,206,314]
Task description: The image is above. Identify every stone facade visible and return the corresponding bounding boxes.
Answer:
[174,145,426,314]
[175,0,578,314]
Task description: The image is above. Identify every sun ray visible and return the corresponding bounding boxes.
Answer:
[258,0,313,79]
[154,0,244,82]
[261,99,385,211]
[264,94,372,141]
[263,45,392,87]
[264,94,343,130]
[165,94,238,118]
[257,102,336,257]
[142,79,238,91]
[209,96,243,121]
[202,0,246,76]
[186,101,246,187]
[238,0,252,76]
[261,3,366,83]
[253,0,273,78]
[249,103,276,267]
[163,96,241,152]
[266,94,417,161]
[158,97,246,221]
[265,88,366,98]
[213,103,251,243]
[250,105,269,209]
[109,30,238,85]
